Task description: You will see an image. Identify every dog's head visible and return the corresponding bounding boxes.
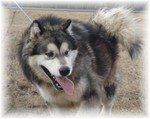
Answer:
[23,19,78,95]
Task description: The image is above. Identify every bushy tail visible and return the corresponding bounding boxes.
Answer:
[93,7,142,59]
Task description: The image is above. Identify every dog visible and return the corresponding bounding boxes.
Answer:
[18,7,142,117]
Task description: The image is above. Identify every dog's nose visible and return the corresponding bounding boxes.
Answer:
[59,66,70,76]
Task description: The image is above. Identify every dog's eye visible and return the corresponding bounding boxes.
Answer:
[64,50,69,56]
[46,51,55,58]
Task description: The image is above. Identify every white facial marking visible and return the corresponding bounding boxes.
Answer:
[60,42,68,54]
[47,43,59,54]
[28,42,78,77]
[39,57,62,76]
[59,42,78,75]
[28,54,61,77]
[64,50,78,75]
[28,55,46,67]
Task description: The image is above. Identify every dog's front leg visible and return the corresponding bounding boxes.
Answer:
[100,99,114,116]
[76,101,101,118]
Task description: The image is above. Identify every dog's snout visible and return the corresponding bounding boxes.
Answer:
[59,66,70,76]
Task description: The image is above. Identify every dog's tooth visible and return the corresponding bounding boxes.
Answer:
[56,83,59,87]
[52,75,55,79]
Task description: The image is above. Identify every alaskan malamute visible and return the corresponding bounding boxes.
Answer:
[18,8,142,116]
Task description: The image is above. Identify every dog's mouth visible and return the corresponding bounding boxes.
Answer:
[40,65,74,96]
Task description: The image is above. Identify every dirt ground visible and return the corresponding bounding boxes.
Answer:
[2,9,146,116]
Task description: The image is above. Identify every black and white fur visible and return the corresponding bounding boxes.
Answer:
[18,7,142,117]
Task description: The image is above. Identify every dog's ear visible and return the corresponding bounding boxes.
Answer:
[62,19,72,30]
[62,19,73,34]
[29,20,43,40]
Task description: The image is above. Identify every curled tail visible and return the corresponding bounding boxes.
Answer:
[93,7,142,59]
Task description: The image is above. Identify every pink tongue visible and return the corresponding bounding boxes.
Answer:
[55,77,74,96]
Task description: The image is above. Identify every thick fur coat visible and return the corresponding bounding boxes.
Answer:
[18,7,142,117]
